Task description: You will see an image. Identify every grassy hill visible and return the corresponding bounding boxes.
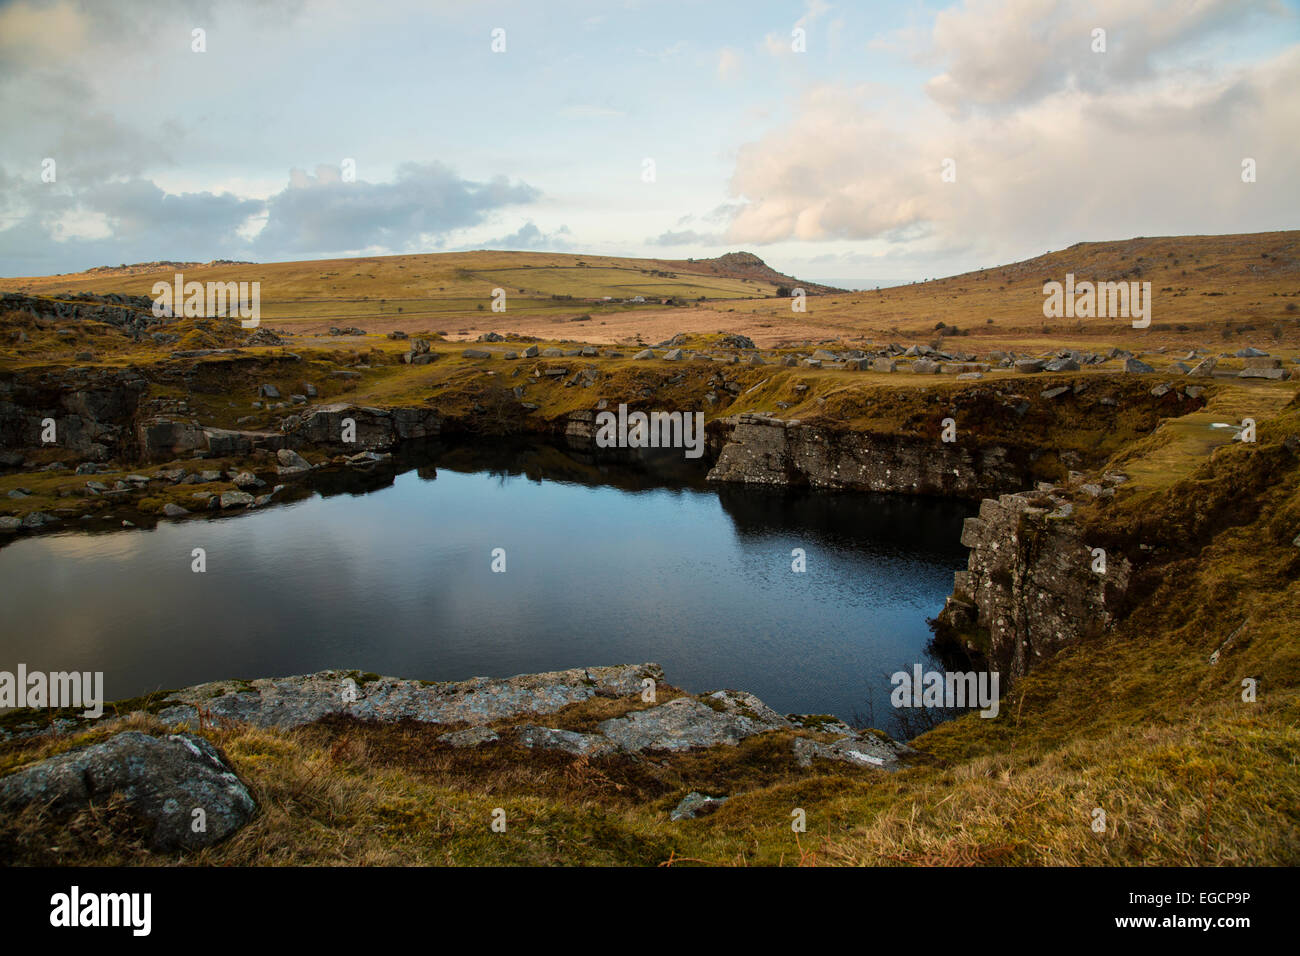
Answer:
[703,231,1300,343]
[4,233,1296,351]
[0,250,830,328]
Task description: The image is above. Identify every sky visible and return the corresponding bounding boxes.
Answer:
[1,0,1297,285]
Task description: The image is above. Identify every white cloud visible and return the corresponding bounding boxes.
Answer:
[724,1,1300,267]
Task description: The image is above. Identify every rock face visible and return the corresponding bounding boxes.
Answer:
[0,367,148,461]
[706,414,1029,499]
[938,491,1132,681]
[154,664,664,730]
[279,403,441,452]
[0,731,256,851]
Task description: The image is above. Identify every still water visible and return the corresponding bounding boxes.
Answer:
[0,442,974,732]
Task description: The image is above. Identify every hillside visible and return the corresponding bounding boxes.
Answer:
[703,231,1300,344]
[5,233,1295,351]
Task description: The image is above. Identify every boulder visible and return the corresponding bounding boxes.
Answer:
[1187,357,1218,377]
[1044,358,1079,372]
[0,731,255,851]
[276,448,311,470]
[1014,359,1045,373]
[1124,358,1155,374]
[1243,356,1281,370]
[633,349,655,360]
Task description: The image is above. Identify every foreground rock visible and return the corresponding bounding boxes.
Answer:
[671,791,729,820]
[154,664,663,729]
[0,731,256,851]
[596,689,789,752]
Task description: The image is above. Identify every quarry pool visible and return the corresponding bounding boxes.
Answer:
[0,442,974,733]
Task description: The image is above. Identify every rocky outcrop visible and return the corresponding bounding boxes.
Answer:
[0,731,256,851]
[938,488,1132,682]
[596,690,789,752]
[0,368,148,462]
[12,663,912,774]
[279,403,441,453]
[706,413,1029,498]
[0,291,164,340]
[152,664,661,730]
[134,402,442,461]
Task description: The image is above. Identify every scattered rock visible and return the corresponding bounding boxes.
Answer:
[438,726,500,748]
[670,791,729,821]
[276,448,311,470]
[516,724,617,757]
[0,731,256,851]
[219,490,255,509]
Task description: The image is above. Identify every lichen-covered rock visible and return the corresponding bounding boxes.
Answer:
[596,689,790,753]
[792,732,910,770]
[153,664,663,730]
[0,731,255,851]
[515,724,617,757]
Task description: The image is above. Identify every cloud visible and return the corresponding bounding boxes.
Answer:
[648,228,725,246]
[723,3,1300,264]
[252,161,539,258]
[923,0,1280,114]
[0,161,543,275]
[479,221,573,250]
